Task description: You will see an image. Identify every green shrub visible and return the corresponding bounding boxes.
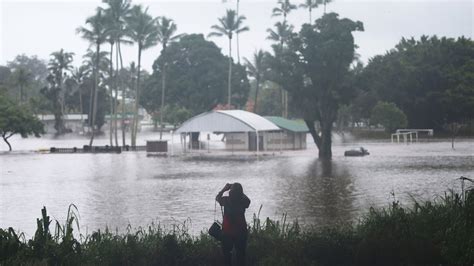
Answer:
[1,191,473,265]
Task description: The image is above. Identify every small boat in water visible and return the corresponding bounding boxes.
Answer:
[344,147,370,157]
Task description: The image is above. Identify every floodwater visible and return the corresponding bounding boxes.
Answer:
[0,131,473,237]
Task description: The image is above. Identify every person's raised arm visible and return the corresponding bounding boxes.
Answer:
[216,183,232,205]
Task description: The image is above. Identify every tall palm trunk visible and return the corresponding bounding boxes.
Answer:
[89,42,101,146]
[132,45,142,147]
[114,41,119,147]
[109,42,114,146]
[159,59,166,140]
[254,77,260,113]
[79,86,83,123]
[118,42,126,147]
[227,36,232,107]
[236,0,240,64]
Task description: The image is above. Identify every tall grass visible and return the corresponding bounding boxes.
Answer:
[1,191,473,265]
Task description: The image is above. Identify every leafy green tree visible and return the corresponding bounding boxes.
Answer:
[11,68,32,104]
[370,101,408,133]
[0,66,11,85]
[299,0,319,23]
[77,9,109,145]
[162,105,192,128]
[0,94,44,151]
[208,9,249,107]
[7,55,49,100]
[126,5,159,147]
[156,17,183,139]
[142,34,250,116]
[244,50,268,113]
[271,13,363,158]
[358,36,474,131]
[257,83,283,116]
[7,55,49,83]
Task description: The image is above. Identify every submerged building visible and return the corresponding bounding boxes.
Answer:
[175,110,308,152]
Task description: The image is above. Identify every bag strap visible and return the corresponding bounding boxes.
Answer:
[214,200,224,222]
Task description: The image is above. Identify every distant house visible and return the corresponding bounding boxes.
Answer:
[37,114,88,133]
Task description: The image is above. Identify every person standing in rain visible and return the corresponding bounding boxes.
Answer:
[216,183,251,266]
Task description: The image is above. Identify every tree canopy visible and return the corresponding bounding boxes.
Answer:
[0,94,44,151]
[268,13,363,158]
[357,36,474,130]
[141,34,250,116]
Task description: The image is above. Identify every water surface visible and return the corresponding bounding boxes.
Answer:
[1,132,473,236]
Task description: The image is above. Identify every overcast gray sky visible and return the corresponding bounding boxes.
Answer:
[1,0,472,72]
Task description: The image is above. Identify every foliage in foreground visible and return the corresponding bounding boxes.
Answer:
[1,191,473,265]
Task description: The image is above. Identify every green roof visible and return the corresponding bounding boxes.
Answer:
[264,116,309,132]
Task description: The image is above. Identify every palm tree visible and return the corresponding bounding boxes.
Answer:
[244,50,266,114]
[299,0,319,23]
[48,49,74,115]
[268,22,295,118]
[83,49,110,136]
[70,66,90,121]
[46,49,74,134]
[266,21,295,48]
[102,0,131,147]
[126,5,159,147]
[77,9,109,146]
[156,16,183,140]
[208,9,249,107]
[320,0,332,14]
[271,1,296,118]
[272,0,297,23]
[236,0,241,64]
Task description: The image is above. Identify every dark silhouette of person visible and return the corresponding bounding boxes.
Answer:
[216,183,251,266]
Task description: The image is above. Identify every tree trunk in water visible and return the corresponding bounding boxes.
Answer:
[319,121,332,159]
[54,111,65,134]
[118,42,126,147]
[132,46,142,147]
[228,37,232,107]
[3,134,12,151]
[114,41,119,147]
[305,119,332,159]
[89,43,101,146]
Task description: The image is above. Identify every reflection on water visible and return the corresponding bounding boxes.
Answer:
[0,133,473,236]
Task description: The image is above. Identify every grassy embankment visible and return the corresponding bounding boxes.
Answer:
[1,191,473,265]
